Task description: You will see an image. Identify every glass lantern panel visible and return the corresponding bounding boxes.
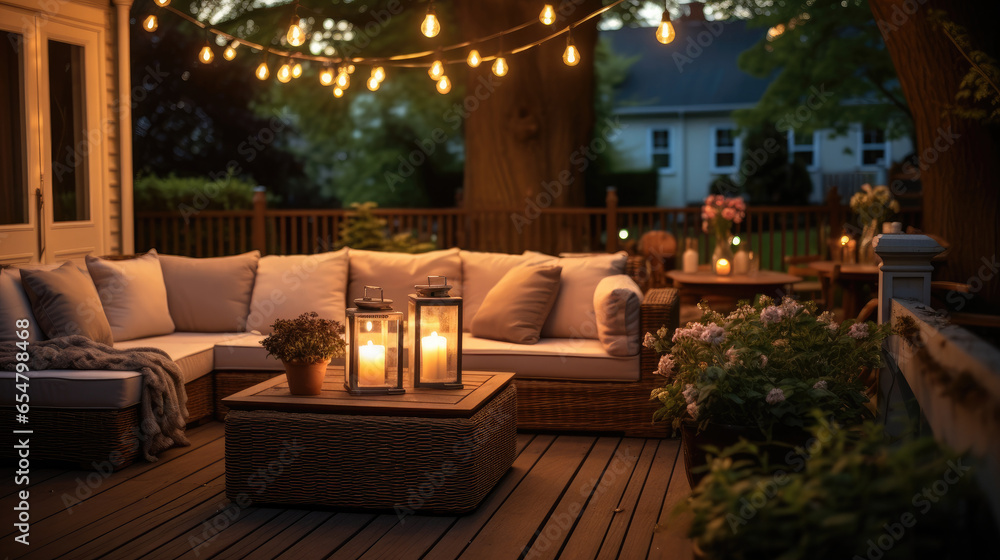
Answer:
[416,302,460,384]
[351,313,401,388]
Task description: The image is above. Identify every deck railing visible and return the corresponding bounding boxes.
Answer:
[134,187,922,268]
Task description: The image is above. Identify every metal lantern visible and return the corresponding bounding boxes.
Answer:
[345,286,405,395]
[408,276,463,389]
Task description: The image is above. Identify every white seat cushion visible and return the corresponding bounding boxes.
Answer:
[0,369,142,409]
[461,333,638,382]
[114,332,252,383]
[213,332,283,371]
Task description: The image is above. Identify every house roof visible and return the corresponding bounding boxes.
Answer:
[603,19,772,114]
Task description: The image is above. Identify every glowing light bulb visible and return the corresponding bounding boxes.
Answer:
[154,0,170,6]
[199,44,214,64]
[277,63,292,83]
[319,67,334,86]
[291,63,302,79]
[436,75,451,94]
[223,43,237,61]
[492,56,508,77]
[618,228,629,240]
[539,4,556,25]
[840,235,850,246]
[287,21,305,47]
[256,62,269,80]
[333,87,344,98]
[347,64,356,74]
[656,11,676,44]
[367,75,380,91]
[732,235,742,246]
[420,3,440,37]
[372,66,385,82]
[336,69,350,88]
[142,14,158,32]
[428,59,444,80]
[562,37,580,66]
[467,49,481,67]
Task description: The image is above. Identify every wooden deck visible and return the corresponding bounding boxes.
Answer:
[1,422,693,560]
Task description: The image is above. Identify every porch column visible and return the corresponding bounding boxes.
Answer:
[112,0,135,254]
[873,234,944,324]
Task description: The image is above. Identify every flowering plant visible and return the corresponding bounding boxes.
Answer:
[701,194,747,237]
[645,297,888,435]
[849,183,900,224]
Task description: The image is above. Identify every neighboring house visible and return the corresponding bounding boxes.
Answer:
[603,16,912,206]
[0,0,134,265]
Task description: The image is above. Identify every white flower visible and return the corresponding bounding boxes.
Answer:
[813,380,828,390]
[682,383,698,405]
[672,322,708,343]
[686,401,700,419]
[818,311,839,332]
[848,322,870,340]
[760,306,783,325]
[656,354,675,376]
[725,346,739,366]
[700,324,726,345]
[760,354,769,367]
[766,387,786,404]
[643,332,656,349]
[780,297,804,317]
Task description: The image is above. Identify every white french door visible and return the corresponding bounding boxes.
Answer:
[0,2,107,265]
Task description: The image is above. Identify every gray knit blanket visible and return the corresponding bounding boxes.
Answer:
[0,335,190,461]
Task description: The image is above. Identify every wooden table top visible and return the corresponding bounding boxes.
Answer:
[808,260,880,276]
[222,368,515,418]
[666,269,802,286]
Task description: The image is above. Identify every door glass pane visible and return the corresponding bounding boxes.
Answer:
[48,40,89,222]
[0,32,27,225]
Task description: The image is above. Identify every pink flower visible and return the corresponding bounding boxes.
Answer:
[656,355,675,376]
[766,387,786,404]
[700,324,726,345]
[760,306,783,325]
[848,322,870,340]
[722,207,736,221]
[682,383,698,404]
[760,354,769,367]
[813,380,828,390]
[643,332,657,349]
[686,402,700,419]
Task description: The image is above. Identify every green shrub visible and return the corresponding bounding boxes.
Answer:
[133,173,267,212]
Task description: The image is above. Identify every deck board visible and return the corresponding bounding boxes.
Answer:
[3,423,692,560]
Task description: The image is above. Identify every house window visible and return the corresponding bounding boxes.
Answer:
[650,128,672,171]
[711,127,738,172]
[788,130,817,169]
[860,127,887,166]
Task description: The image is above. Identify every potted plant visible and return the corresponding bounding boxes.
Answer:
[260,312,347,396]
[849,183,900,263]
[682,418,982,560]
[645,296,887,485]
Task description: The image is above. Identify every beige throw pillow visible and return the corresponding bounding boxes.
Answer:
[459,250,530,331]
[86,249,176,342]
[533,251,628,339]
[593,275,644,356]
[19,262,114,344]
[0,268,45,342]
[471,264,562,345]
[159,251,260,332]
[347,247,462,309]
[248,248,349,334]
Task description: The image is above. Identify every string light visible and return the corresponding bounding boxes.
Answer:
[367,75,381,91]
[223,40,238,60]
[319,67,334,85]
[436,75,451,94]
[467,49,481,67]
[428,59,444,80]
[143,14,158,32]
[656,3,676,44]
[421,1,440,38]
[492,55,508,77]
[333,86,344,97]
[153,0,170,6]
[347,64,356,74]
[562,28,579,66]
[336,67,350,88]
[372,66,386,82]
[539,4,556,25]
[291,62,303,79]
[199,42,214,64]
[256,52,270,80]
[277,62,292,83]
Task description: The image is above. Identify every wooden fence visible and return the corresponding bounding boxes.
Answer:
[134,187,922,269]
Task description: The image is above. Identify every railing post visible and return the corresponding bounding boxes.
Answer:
[873,234,944,324]
[606,186,618,253]
[252,186,267,255]
[824,186,842,259]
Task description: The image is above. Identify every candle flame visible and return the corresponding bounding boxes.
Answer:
[366,340,373,346]
[366,321,372,331]
[431,331,438,337]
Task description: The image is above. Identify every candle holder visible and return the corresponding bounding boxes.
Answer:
[408,276,463,389]
[345,286,405,396]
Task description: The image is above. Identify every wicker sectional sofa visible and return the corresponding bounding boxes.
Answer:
[0,248,678,469]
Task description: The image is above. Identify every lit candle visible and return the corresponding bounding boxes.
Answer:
[420,331,447,382]
[715,258,731,276]
[359,340,385,386]
[839,235,850,263]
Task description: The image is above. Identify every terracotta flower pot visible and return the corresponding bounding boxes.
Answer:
[283,359,331,396]
[680,421,810,488]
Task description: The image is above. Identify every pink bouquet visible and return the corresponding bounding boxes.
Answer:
[702,194,747,236]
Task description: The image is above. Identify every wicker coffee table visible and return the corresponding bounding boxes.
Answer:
[223,369,516,513]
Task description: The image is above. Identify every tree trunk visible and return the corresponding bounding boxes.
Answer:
[457,0,601,223]
[870,0,1000,306]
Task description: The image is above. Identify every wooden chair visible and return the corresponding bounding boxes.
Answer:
[783,254,827,307]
